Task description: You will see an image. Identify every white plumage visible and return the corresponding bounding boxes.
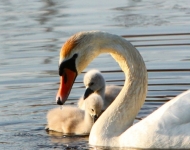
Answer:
[47,93,103,135]
[78,69,122,110]
[57,31,190,148]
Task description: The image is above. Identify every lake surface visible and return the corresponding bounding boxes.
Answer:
[0,0,190,149]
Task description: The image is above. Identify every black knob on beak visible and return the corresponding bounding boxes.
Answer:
[57,97,64,105]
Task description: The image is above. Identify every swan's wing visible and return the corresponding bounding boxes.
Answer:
[135,90,190,128]
[119,90,190,148]
[160,90,190,126]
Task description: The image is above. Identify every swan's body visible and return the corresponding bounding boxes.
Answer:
[119,90,190,148]
[56,31,190,148]
[78,69,122,110]
[47,93,103,134]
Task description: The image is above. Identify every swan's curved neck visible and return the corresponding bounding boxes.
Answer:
[78,32,148,145]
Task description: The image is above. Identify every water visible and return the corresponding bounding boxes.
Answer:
[0,0,190,149]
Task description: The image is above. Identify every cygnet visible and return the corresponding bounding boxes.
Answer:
[46,93,103,135]
[78,69,122,110]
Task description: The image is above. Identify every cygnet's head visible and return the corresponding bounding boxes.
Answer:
[85,93,104,122]
[83,69,105,99]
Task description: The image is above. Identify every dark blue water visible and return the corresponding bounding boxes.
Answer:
[0,0,190,149]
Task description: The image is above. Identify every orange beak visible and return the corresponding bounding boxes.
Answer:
[56,68,77,105]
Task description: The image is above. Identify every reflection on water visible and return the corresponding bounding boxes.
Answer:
[0,0,190,149]
[113,0,190,27]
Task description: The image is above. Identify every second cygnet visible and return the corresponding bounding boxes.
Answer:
[78,69,122,110]
[46,93,103,135]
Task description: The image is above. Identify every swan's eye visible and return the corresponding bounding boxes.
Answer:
[89,82,94,86]
[73,53,78,59]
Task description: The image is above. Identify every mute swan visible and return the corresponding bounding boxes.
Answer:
[56,31,190,148]
[78,69,122,110]
[47,93,103,134]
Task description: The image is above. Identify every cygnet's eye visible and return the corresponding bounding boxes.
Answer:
[89,82,94,86]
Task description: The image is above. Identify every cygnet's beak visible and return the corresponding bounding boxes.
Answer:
[84,88,94,99]
[92,115,99,123]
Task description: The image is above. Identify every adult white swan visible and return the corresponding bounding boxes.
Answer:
[56,31,190,149]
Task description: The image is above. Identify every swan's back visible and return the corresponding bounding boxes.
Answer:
[120,90,190,148]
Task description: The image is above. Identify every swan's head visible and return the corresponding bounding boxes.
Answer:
[83,69,105,99]
[85,93,104,122]
[56,31,103,105]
